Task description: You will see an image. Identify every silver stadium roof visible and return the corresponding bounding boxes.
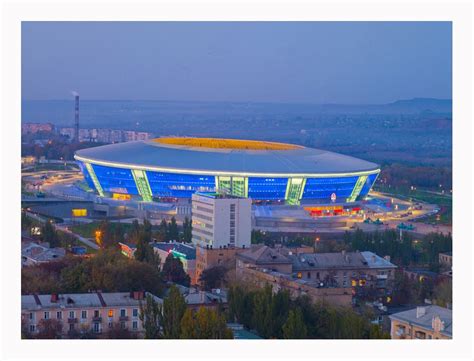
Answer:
[74,140,380,176]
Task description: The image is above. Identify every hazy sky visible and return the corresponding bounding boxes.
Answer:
[22,22,452,104]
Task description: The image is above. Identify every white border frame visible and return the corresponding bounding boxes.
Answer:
[1,0,472,360]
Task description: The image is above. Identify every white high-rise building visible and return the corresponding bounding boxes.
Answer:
[191,192,251,249]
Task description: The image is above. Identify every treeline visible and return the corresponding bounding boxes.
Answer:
[227,285,388,339]
[251,230,314,248]
[377,163,452,191]
[343,229,452,271]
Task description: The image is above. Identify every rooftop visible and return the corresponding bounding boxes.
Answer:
[389,305,452,337]
[152,242,196,260]
[21,292,162,311]
[237,244,293,265]
[289,251,397,271]
[75,138,380,176]
[154,137,302,150]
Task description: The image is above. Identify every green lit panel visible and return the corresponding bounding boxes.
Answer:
[84,163,105,197]
[231,177,247,197]
[347,175,368,202]
[285,178,306,206]
[132,169,153,202]
[217,176,232,195]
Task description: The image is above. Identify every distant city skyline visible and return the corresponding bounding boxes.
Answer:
[22,22,452,104]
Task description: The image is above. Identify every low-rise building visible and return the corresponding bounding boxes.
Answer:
[171,285,228,312]
[21,291,162,338]
[195,245,244,285]
[389,305,452,339]
[21,242,66,267]
[236,246,397,304]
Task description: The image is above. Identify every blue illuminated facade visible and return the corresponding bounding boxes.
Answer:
[147,171,215,198]
[78,163,379,204]
[358,173,379,198]
[91,164,139,195]
[248,177,288,200]
[302,176,359,200]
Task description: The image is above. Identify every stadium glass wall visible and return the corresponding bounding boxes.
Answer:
[77,161,379,205]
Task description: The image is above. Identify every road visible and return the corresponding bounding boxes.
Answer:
[24,211,100,250]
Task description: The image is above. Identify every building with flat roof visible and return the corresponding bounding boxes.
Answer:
[389,305,452,339]
[74,137,380,206]
[21,241,66,267]
[21,291,162,338]
[192,192,251,249]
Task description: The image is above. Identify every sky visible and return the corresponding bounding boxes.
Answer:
[21,22,452,104]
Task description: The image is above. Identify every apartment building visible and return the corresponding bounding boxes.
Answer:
[389,305,452,339]
[21,291,162,338]
[191,192,251,249]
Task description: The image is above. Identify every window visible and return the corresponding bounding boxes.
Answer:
[108,322,113,328]
[29,312,34,320]
[120,321,126,329]
[44,311,50,320]
[316,272,320,279]
[94,310,99,318]
[307,272,311,279]
[56,311,62,320]
[29,324,36,332]
[132,321,138,330]
[108,309,114,318]
[93,322,100,333]
[81,310,87,319]
[69,311,75,319]
[133,309,138,317]
[69,323,75,331]
[120,309,126,317]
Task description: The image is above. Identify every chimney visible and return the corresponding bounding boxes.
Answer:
[372,254,376,264]
[384,255,391,262]
[416,306,426,318]
[50,293,58,303]
[132,291,144,300]
[74,94,80,143]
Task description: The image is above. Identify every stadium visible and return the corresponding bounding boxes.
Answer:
[74,137,380,207]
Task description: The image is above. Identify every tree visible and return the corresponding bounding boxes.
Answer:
[180,309,197,339]
[199,265,228,291]
[36,318,63,339]
[139,294,162,339]
[432,278,452,308]
[161,254,190,286]
[135,234,161,270]
[283,309,308,339]
[42,220,60,248]
[180,307,232,339]
[167,217,179,241]
[182,217,192,243]
[162,285,187,339]
[157,219,168,242]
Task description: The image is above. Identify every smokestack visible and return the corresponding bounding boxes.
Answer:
[72,91,79,142]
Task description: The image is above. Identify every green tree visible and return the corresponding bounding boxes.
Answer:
[157,219,168,242]
[139,294,162,339]
[180,308,197,338]
[162,285,187,339]
[283,308,308,339]
[182,217,192,243]
[36,318,63,339]
[432,278,452,308]
[167,217,179,241]
[161,253,190,286]
[180,307,232,339]
[199,265,228,291]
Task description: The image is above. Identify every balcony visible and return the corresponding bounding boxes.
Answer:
[376,274,388,280]
[92,316,102,322]
[119,316,129,321]
[67,318,78,324]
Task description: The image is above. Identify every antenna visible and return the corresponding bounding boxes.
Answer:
[73,92,80,142]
